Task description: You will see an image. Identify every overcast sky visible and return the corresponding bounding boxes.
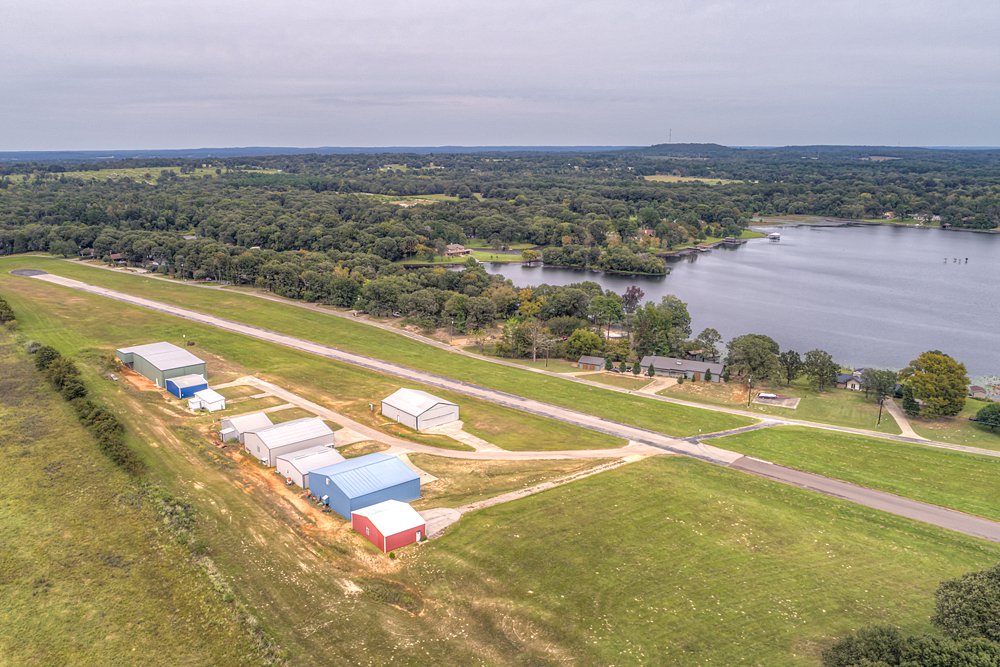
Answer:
[3,0,999,150]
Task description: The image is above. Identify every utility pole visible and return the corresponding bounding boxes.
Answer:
[877,398,884,427]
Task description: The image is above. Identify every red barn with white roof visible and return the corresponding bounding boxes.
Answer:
[351,500,426,553]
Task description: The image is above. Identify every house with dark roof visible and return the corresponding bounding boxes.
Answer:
[836,373,863,391]
[639,356,723,382]
[577,355,606,371]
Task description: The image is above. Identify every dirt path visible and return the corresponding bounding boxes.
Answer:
[636,376,677,394]
[421,455,649,537]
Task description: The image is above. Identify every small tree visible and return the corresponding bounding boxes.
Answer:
[974,403,1000,431]
[704,368,712,382]
[901,385,921,417]
[777,350,802,386]
[646,364,656,377]
[901,350,969,418]
[632,362,641,375]
[803,349,839,391]
[605,357,614,371]
[618,360,627,373]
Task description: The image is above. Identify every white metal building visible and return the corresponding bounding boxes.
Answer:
[275,445,345,489]
[188,388,226,412]
[243,417,336,466]
[219,412,274,443]
[380,388,459,431]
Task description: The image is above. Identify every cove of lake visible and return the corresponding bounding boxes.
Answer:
[483,224,1000,377]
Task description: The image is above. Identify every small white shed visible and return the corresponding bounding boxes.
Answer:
[243,417,336,467]
[275,445,345,489]
[380,388,459,431]
[188,388,226,412]
[219,412,273,443]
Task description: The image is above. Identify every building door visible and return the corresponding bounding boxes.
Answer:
[416,531,422,541]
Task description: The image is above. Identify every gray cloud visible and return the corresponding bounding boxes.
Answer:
[2,0,998,149]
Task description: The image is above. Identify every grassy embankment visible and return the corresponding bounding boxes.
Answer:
[409,456,1000,665]
[0,273,621,453]
[910,398,1000,451]
[0,335,257,665]
[715,426,1000,521]
[0,255,752,439]
[660,376,904,435]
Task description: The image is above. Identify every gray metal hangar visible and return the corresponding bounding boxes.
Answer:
[116,342,206,388]
[380,388,459,431]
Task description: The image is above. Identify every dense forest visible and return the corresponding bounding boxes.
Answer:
[0,144,997,362]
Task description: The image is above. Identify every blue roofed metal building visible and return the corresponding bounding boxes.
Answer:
[307,453,421,519]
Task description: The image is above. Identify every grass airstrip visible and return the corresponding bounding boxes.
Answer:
[3,256,1000,664]
[0,255,753,439]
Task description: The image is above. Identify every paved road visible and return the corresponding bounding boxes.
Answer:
[19,270,1000,542]
[732,457,1000,543]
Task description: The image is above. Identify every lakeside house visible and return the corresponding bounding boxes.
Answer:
[639,356,723,382]
[577,356,606,371]
[445,243,471,256]
[836,373,863,391]
[969,386,988,400]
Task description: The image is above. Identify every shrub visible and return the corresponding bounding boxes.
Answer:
[822,625,904,666]
[974,403,1000,432]
[34,345,61,370]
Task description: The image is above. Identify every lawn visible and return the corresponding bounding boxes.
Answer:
[408,457,1000,665]
[482,354,584,373]
[410,455,610,509]
[584,372,655,390]
[5,165,224,184]
[0,272,620,453]
[909,398,1000,451]
[0,255,750,438]
[661,376,902,434]
[0,335,256,665]
[714,426,1000,521]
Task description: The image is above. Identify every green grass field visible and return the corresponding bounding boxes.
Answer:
[398,249,527,265]
[584,372,655,390]
[0,256,750,438]
[715,426,1000,520]
[644,174,743,185]
[910,398,1000,450]
[0,335,257,665]
[0,271,621,453]
[410,455,610,508]
[409,456,1000,664]
[661,376,903,434]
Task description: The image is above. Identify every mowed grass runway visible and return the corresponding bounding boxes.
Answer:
[0,255,751,438]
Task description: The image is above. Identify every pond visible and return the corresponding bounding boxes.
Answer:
[484,224,1000,376]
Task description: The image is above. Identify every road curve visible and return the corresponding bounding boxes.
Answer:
[19,270,1000,543]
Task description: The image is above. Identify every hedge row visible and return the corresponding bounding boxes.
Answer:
[32,343,144,476]
[0,295,14,323]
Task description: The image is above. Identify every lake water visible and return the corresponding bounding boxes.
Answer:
[484,225,1000,376]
